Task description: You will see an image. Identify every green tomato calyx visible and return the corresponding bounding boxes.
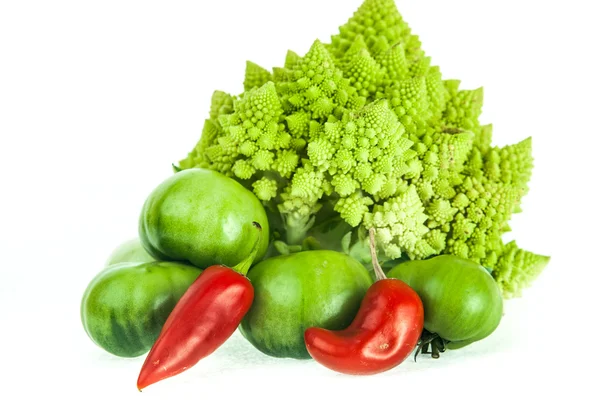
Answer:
[414,330,448,361]
[172,163,183,173]
[232,221,263,276]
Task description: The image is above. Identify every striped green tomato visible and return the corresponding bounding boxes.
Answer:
[80,261,201,357]
[387,255,503,349]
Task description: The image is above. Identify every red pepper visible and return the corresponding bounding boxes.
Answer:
[304,228,424,375]
[136,222,262,390]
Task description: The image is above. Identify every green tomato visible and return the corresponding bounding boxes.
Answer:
[387,254,503,348]
[81,261,201,357]
[239,250,373,359]
[104,238,156,267]
[139,168,270,269]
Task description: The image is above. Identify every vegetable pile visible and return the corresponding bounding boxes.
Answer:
[80,0,551,390]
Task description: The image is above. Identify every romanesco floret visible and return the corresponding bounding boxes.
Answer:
[362,185,433,260]
[177,0,549,298]
[494,241,551,298]
[244,61,273,91]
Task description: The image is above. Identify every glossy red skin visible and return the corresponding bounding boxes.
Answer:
[137,265,254,390]
[304,279,424,375]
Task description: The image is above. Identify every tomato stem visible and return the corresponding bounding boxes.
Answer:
[232,222,263,276]
[368,228,387,282]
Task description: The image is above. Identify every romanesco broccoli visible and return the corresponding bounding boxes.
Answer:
[177,0,549,298]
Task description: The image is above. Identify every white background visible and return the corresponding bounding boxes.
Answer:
[1,0,598,399]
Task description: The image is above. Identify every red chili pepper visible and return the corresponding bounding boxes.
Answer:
[136,222,262,390]
[304,228,424,375]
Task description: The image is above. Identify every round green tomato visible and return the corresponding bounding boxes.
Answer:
[81,261,201,357]
[387,254,503,348]
[139,168,270,269]
[104,238,155,267]
[239,250,373,359]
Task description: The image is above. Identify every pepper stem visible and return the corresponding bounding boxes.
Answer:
[368,228,387,281]
[232,222,263,276]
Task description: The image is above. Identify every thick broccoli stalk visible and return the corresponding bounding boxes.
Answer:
[177,0,550,298]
